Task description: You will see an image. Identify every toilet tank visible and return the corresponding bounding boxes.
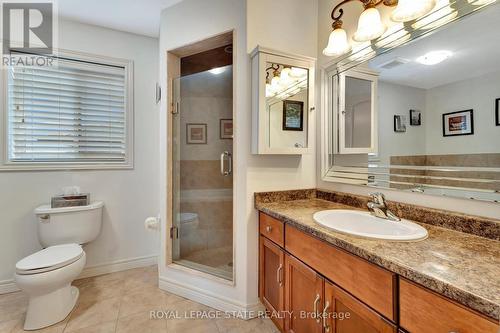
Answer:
[35,201,104,248]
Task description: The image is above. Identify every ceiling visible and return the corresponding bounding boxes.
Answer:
[369,4,500,89]
[58,0,184,37]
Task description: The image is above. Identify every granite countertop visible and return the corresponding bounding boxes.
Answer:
[256,198,500,321]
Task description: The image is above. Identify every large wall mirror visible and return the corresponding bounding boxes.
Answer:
[323,2,500,203]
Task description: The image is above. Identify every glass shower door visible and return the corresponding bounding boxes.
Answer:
[171,65,233,281]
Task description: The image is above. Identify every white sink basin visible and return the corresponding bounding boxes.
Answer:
[313,210,428,241]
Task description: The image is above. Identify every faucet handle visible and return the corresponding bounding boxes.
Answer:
[369,192,385,205]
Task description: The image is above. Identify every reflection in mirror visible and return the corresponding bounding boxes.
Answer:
[266,63,309,149]
[327,3,500,202]
[344,76,372,149]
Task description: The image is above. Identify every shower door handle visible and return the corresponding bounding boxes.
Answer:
[220,151,232,176]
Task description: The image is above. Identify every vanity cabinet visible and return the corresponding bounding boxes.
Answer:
[324,282,396,333]
[399,279,499,333]
[285,254,324,333]
[259,236,285,331]
[258,212,499,333]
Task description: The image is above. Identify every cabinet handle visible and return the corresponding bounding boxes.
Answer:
[266,226,272,233]
[276,264,283,286]
[313,294,321,323]
[322,301,330,332]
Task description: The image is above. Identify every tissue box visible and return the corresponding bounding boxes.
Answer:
[51,194,90,208]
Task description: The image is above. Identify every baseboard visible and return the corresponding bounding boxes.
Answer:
[78,254,158,279]
[0,255,158,295]
[0,279,20,294]
[159,276,264,319]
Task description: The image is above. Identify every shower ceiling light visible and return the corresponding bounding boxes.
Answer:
[209,67,226,75]
[391,0,436,22]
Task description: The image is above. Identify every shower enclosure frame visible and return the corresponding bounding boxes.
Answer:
[165,31,236,284]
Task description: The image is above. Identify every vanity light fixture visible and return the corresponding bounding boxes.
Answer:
[416,50,453,65]
[324,0,440,57]
[353,6,387,42]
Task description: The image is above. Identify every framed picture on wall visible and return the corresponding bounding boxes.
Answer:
[283,100,304,131]
[496,98,500,126]
[394,115,407,133]
[442,109,474,137]
[220,119,233,139]
[410,109,421,126]
[186,123,207,144]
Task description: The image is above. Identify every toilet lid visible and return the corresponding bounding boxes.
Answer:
[16,244,83,274]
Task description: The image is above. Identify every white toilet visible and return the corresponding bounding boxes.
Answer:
[15,201,103,330]
[179,212,199,238]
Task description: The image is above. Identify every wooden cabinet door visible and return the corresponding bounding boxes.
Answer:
[285,254,323,333]
[259,236,285,331]
[323,282,396,333]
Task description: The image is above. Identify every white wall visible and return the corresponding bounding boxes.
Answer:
[159,0,318,312]
[0,20,160,286]
[425,70,500,155]
[377,81,427,165]
[317,0,500,219]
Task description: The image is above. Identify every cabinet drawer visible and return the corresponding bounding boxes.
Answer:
[259,213,284,247]
[285,225,396,321]
[400,279,499,333]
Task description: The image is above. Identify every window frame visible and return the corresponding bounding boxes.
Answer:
[0,49,134,171]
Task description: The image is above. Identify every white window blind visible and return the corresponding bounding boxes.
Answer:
[7,57,128,164]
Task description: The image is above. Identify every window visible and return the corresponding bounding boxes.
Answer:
[2,52,133,170]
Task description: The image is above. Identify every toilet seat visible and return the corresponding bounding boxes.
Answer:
[16,244,84,275]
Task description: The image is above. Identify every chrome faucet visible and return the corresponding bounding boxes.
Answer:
[367,193,401,222]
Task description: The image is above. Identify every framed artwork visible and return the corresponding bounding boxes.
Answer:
[394,115,407,133]
[282,100,304,131]
[442,110,474,137]
[186,123,207,144]
[220,119,233,139]
[496,98,500,126]
[410,109,421,126]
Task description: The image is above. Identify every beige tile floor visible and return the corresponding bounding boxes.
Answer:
[0,266,279,333]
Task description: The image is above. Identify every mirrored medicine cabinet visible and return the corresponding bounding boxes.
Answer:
[251,47,315,155]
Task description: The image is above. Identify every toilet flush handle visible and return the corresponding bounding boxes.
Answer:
[39,214,50,222]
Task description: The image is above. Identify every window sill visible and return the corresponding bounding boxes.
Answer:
[0,162,134,172]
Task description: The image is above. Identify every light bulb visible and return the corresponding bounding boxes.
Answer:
[391,0,436,22]
[323,28,352,57]
[353,7,387,42]
[412,0,457,30]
